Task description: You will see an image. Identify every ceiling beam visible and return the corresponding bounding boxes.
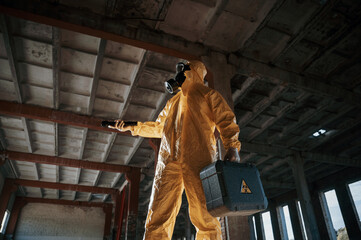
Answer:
[52,27,60,159]
[0,1,203,60]
[246,92,310,142]
[241,142,361,168]
[4,150,137,173]
[84,38,107,199]
[1,15,35,156]
[240,152,257,163]
[52,27,61,110]
[302,152,361,168]
[307,110,361,151]
[262,180,294,189]
[267,98,331,143]
[92,133,117,189]
[73,128,88,200]
[237,84,287,128]
[261,158,289,176]
[232,76,259,107]
[242,142,291,157]
[0,14,22,103]
[286,105,354,148]
[20,196,112,208]
[13,178,117,195]
[0,100,130,135]
[198,0,230,43]
[88,39,106,115]
[313,167,361,192]
[271,0,335,66]
[229,55,361,107]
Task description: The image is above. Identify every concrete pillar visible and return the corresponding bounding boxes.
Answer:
[254,213,265,240]
[201,51,236,109]
[269,201,282,240]
[289,153,320,240]
[113,191,121,231]
[103,204,113,240]
[115,189,127,240]
[288,200,304,240]
[202,51,250,240]
[0,179,17,228]
[5,197,27,239]
[334,183,361,239]
[310,188,335,240]
[125,169,140,240]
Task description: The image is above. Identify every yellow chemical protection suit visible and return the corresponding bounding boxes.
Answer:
[114,60,241,239]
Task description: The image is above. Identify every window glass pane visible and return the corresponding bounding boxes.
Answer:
[324,189,347,238]
[283,206,294,240]
[261,211,274,240]
[348,180,361,220]
[297,201,308,240]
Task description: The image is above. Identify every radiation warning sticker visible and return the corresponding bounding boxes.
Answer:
[240,179,252,194]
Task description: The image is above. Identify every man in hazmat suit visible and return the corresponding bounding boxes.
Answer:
[109,60,241,239]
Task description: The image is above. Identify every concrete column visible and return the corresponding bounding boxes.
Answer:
[288,200,304,240]
[113,191,121,231]
[254,213,265,240]
[310,188,335,240]
[103,204,113,240]
[269,201,282,240]
[289,153,320,240]
[0,179,17,227]
[125,169,140,240]
[334,183,361,239]
[5,197,27,239]
[201,51,236,109]
[115,188,127,240]
[202,51,250,240]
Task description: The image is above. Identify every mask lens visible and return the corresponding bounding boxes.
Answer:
[176,63,185,73]
[164,78,179,94]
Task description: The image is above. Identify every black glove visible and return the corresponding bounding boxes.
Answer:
[101,120,138,128]
[101,120,116,128]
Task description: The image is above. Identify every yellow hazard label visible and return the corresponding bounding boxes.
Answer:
[241,179,252,194]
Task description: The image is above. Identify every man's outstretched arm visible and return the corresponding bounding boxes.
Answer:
[105,100,171,138]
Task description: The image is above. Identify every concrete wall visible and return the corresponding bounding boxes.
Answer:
[15,203,105,240]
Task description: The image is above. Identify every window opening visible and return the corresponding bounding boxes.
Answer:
[261,211,274,240]
[282,205,294,240]
[324,189,348,239]
[348,180,361,220]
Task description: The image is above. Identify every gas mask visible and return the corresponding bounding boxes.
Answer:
[165,62,191,94]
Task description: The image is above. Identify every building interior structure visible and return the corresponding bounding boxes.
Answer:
[0,0,360,239]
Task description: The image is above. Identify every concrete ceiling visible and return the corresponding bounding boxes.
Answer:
[0,0,361,237]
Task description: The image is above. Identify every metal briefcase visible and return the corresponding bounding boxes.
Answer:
[200,160,268,217]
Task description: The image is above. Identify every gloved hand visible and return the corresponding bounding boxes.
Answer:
[101,120,137,132]
[224,148,241,163]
